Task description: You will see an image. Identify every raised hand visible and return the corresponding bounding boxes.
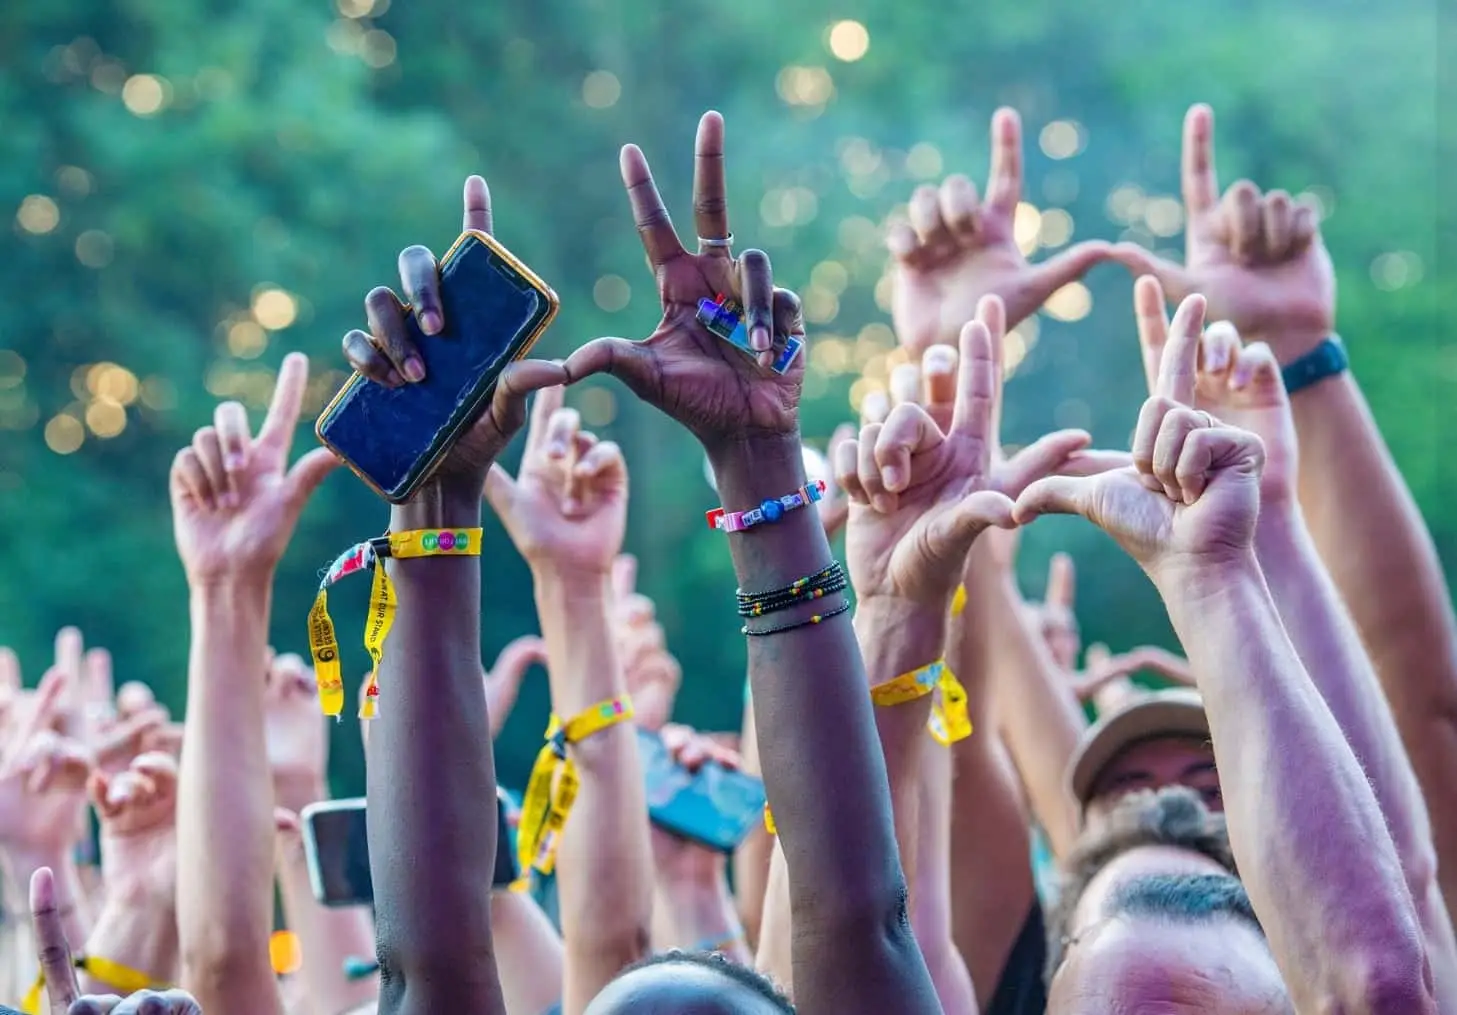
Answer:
[611,555,681,732]
[484,386,627,575]
[0,671,92,857]
[170,352,338,584]
[812,424,857,539]
[1109,105,1335,361]
[887,109,1112,353]
[838,320,1018,606]
[91,752,179,907]
[1015,294,1266,580]
[562,112,806,449]
[261,652,326,812]
[648,724,741,886]
[483,635,549,738]
[341,175,570,497]
[1035,552,1080,670]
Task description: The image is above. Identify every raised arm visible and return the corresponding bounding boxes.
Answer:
[171,353,337,1014]
[564,111,938,1015]
[337,177,569,1015]
[1110,102,1457,918]
[1176,311,1457,1004]
[485,386,651,1013]
[1015,293,1435,1014]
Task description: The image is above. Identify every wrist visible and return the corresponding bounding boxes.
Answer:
[706,432,806,507]
[187,570,272,604]
[390,481,483,531]
[854,596,947,684]
[1151,547,1263,611]
[1246,328,1331,368]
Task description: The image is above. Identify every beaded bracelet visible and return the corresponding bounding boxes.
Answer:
[742,599,850,636]
[707,480,826,533]
[737,562,846,618]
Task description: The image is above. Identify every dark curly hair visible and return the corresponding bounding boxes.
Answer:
[626,948,795,1013]
[1045,785,1241,981]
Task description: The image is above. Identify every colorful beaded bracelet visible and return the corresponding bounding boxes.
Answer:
[706,480,827,533]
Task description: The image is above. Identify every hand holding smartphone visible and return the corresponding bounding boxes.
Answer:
[636,728,766,853]
[317,181,562,503]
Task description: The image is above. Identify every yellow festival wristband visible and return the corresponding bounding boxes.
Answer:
[518,696,635,875]
[23,955,162,1013]
[306,528,482,719]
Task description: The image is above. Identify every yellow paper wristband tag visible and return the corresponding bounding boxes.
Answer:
[23,956,163,1013]
[763,805,776,835]
[870,660,943,708]
[306,529,482,720]
[951,583,968,617]
[928,666,973,745]
[518,696,634,875]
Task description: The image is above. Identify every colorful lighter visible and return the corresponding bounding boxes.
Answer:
[696,297,803,375]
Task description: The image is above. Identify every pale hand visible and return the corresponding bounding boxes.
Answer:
[1109,104,1334,362]
[648,725,738,887]
[93,752,179,907]
[562,112,806,449]
[262,652,327,801]
[611,556,680,732]
[0,672,91,856]
[888,108,1111,353]
[1015,295,1266,581]
[169,352,338,584]
[484,635,549,738]
[485,385,627,575]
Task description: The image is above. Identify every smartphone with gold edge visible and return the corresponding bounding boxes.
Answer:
[315,230,560,503]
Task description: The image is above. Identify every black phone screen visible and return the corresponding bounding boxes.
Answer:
[492,789,519,888]
[305,802,373,907]
[317,233,557,500]
[637,729,767,853]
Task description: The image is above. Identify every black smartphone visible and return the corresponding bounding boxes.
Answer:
[636,729,767,853]
[301,790,518,907]
[315,230,560,503]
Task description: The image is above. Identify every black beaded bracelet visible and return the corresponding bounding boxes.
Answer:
[737,562,846,618]
[742,599,851,636]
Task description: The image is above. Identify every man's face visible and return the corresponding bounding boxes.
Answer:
[1085,736,1219,826]
[1050,847,1291,1015]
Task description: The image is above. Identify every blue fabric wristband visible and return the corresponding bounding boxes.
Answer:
[1281,335,1347,395]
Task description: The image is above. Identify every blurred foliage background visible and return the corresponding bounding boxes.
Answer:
[1,0,1451,796]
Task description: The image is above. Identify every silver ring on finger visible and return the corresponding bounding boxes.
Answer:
[697,234,733,252]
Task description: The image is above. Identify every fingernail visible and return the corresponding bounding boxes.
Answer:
[883,466,903,490]
[420,310,443,336]
[404,357,426,383]
[751,326,771,352]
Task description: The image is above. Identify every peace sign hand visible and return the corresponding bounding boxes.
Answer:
[563,112,806,451]
[1109,105,1335,362]
[1014,294,1266,583]
[838,319,1018,607]
[887,109,1112,354]
[169,353,338,585]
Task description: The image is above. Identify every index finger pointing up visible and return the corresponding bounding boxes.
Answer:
[1046,552,1076,609]
[951,320,996,459]
[621,144,687,268]
[1181,105,1219,216]
[985,108,1023,214]
[1156,295,1207,406]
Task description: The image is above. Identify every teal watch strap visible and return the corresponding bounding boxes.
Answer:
[1281,335,1347,395]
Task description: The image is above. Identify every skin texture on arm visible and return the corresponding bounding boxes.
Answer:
[1014,294,1436,1014]
[490,892,564,1015]
[169,355,336,1014]
[561,111,939,1015]
[910,740,978,1015]
[730,702,774,951]
[1109,100,1457,920]
[486,387,652,1013]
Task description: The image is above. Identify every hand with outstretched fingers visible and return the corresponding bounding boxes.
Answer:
[560,112,806,450]
[340,175,571,499]
[1108,104,1334,363]
[1014,293,1266,584]
[1035,552,1081,671]
[0,672,92,857]
[887,108,1113,354]
[484,386,628,576]
[170,353,338,585]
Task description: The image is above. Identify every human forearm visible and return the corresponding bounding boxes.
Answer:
[177,577,281,1012]
[966,563,1082,857]
[653,880,750,965]
[490,892,564,1015]
[370,493,502,1013]
[1159,554,1435,1014]
[911,741,978,1015]
[277,838,378,1015]
[731,706,773,949]
[1256,506,1457,1006]
[1293,372,1457,912]
[79,890,178,995]
[533,569,651,1014]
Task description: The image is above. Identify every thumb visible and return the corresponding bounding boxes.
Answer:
[1107,243,1193,299]
[483,463,515,519]
[923,490,1015,563]
[1025,240,1115,301]
[286,447,340,508]
[1013,475,1095,524]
